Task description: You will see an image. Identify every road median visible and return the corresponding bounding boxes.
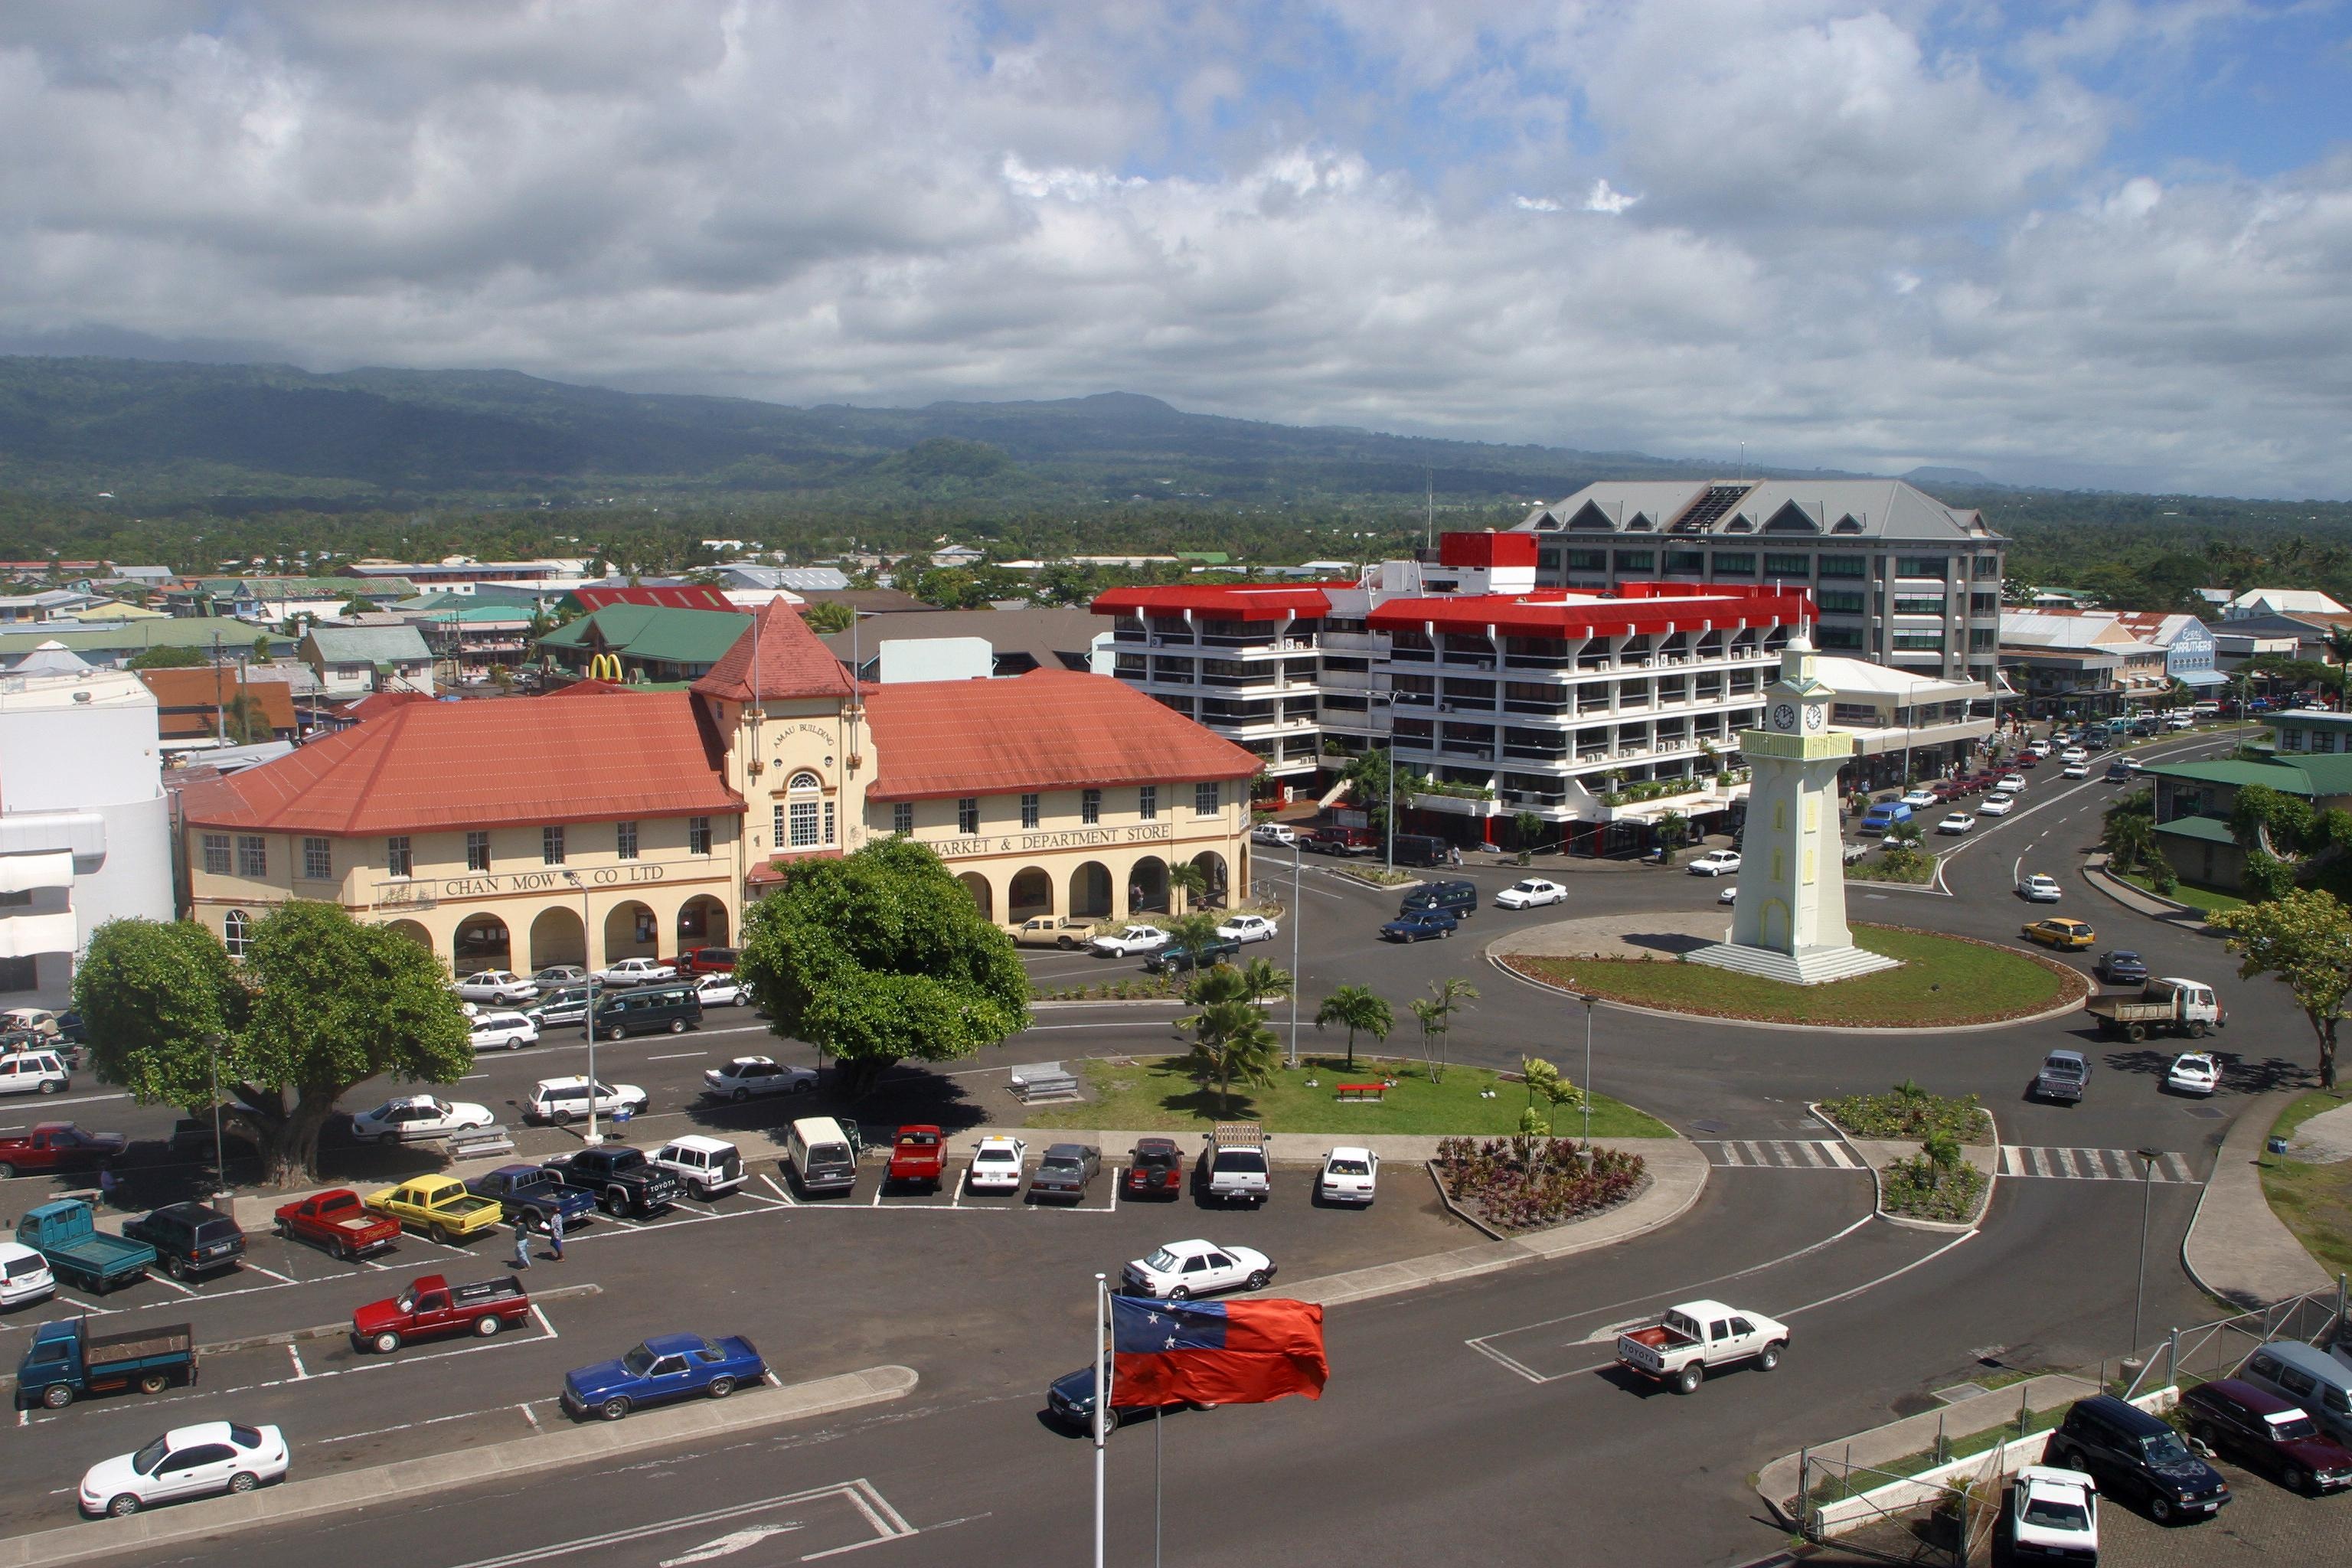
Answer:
[0,1363,918,1568]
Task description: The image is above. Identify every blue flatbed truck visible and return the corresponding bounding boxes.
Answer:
[15,1318,197,1410]
[17,1200,154,1295]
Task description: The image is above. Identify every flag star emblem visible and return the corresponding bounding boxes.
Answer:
[1145,1312,1160,1325]
[1164,1334,1178,1349]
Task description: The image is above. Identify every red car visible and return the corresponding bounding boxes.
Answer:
[274,1188,403,1260]
[1122,1137,1185,1199]
[886,1125,946,1190]
[677,946,740,975]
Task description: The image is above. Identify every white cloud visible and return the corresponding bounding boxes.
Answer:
[0,2,2341,496]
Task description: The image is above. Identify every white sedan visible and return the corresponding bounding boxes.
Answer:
[2019,874,2063,902]
[1496,878,1570,908]
[1717,883,1739,904]
[1318,1148,1378,1206]
[467,1011,540,1051]
[80,1421,289,1517]
[348,1096,495,1144]
[2060,747,2088,763]
[1976,794,2016,817]
[968,1135,1027,1192]
[1900,788,1941,809]
[1687,850,1742,877]
[1121,1239,1276,1300]
[455,970,537,1005]
[2062,762,2090,778]
[1935,812,1972,835]
[596,957,677,986]
[2165,1053,2221,1096]
[694,973,750,1007]
[1089,924,1169,958]
[701,1055,815,1102]
[1216,913,1279,944]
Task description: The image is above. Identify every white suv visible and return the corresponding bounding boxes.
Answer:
[650,1135,746,1197]
[0,1050,70,1097]
[468,1011,540,1051]
[524,1076,649,1126]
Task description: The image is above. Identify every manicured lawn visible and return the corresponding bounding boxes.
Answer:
[2262,1088,2352,1277]
[2115,869,2246,915]
[1023,1054,1674,1138]
[1506,925,2081,1027]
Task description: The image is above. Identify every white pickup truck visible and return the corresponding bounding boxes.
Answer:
[1615,1299,1789,1394]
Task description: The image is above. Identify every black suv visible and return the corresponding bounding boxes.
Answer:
[120,1202,247,1282]
[2051,1393,2230,1523]
[1400,880,1478,920]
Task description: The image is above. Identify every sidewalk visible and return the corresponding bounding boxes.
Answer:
[2080,851,2211,930]
[2182,1089,2337,1309]
[1753,1371,2099,1524]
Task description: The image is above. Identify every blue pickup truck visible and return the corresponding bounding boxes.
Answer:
[18,1200,154,1295]
[15,1318,197,1410]
[465,1164,596,1230]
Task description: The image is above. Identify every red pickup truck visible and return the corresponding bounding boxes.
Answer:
[274,1188,403,1261]
[352,1274,532,1353]
[887,1125,946,1190]
[0,1122,127,1181]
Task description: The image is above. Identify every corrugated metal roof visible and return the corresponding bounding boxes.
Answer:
[303,626,433,664]
[536,605,753,666]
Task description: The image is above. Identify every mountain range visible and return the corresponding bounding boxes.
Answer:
[0,356,1932,513]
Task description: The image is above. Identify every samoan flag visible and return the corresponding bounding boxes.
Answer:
[1111,1295,1328,1406]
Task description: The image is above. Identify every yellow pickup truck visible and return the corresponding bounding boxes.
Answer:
[362,1175,506,1244]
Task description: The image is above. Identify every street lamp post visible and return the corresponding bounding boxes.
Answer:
[2132,1145,2163,1354]
[1287,839,1302,1067]
[1579,994,1599,1151]
[561,871,604,1146]
[207,1034,225,1201]
[1385,749,1396,877]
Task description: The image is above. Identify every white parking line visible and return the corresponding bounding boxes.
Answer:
[287,1344,309,1380]
[950,1168,965,1207]
[241,1261,296,1283]
[761,1172,797,1205]
[647,1051,707,1061]
[145,1272,196,1295]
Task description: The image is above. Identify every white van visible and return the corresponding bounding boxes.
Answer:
[784,1116,861,1197]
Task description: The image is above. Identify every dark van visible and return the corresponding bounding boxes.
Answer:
[592,984,703,1039]
[1401,880,1478,920]
[1390,834,1452,868]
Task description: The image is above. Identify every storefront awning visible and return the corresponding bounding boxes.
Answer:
[2177,668,2230,687]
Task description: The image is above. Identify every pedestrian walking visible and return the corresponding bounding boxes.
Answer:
[511,1217,533,1269]
[97,1162,116,1209]
[547,1206,564,1261]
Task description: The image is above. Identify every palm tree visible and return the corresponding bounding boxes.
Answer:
[1410,977,1480,1083]
[1181,964,1280,1115]
[1655,810,1690,867]
[1315,985,1393,1070]
[1168,861,1210,914]
[2102,809,2159,876]
[1239,956,1291,1004]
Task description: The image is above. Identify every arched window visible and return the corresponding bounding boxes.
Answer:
[224,910,252,959]
[783,770,828,850]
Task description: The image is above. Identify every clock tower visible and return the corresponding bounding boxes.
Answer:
[1689,633,1900,985]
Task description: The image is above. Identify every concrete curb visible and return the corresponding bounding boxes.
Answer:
[1423,1158,1509,1241]
[2180,1089,2336,1311]
[2079,854,2213,933]
[1486,939,2089,1037]
[0,1364,919,1568]
[1029,998,1186,1010]
[1809,1101,2000,1236]
[1284,1140,1709,1308]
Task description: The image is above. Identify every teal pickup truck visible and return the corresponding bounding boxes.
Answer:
[18,1200,154,1295]
[14,1318,196,1410]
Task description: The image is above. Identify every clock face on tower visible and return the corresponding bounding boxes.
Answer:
[1804,704,1827,732]
[1771,702,1798,732]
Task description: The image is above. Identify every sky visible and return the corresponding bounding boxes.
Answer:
[2,2,2350,498]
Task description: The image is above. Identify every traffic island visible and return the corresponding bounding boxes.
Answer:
[1496,916,2088,1030]
[1428,1135,1648,1236]
[1815,1089,1999,1231]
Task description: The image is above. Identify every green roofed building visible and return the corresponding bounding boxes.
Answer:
[2145,752,2352,891]
[535,604,752,684]
[0,617,296,671]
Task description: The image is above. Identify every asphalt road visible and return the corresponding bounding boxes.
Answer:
[12,724,2315,1566]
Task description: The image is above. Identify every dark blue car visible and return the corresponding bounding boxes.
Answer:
[466,1164,596,1230]
[1044,1363,1187,1432]
[562,1332,765,1421]
[1379,910,1458,943]
[2098,949,2150,985]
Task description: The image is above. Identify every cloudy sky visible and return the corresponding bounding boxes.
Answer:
[3,2,2348,497]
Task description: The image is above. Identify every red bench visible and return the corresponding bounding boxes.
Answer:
[1334,1083,1386,1103]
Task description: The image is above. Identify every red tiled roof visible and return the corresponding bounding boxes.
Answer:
[568,585,737,612]
[1091,585,1338,621]
[1367,586,1812,638]
[136,668,299,739]
[691,598,856,704]
[541,678,670,699]
[336,690,436,723]
[864,670,1261,802]
[182,691,740,835]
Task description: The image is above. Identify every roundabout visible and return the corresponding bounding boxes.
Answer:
[1491,911,2091,1030]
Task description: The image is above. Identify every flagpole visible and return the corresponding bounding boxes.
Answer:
[1154,1406,1164,1568]
[1093,1273,1109,1568]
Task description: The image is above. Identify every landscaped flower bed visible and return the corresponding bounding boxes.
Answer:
[1880,1152,1989,1223]
[1432,1135,1646,1234]
[1820,1082,1993,1145]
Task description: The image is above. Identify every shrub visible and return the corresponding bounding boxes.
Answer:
[1820,1083,1992,1144]
[1432,1136,1646,1233]
[1881,1154,1988,1223]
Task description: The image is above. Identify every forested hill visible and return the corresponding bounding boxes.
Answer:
[0,356,1828,511]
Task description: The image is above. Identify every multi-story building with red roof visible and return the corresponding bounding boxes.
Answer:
[181,601,1259,974]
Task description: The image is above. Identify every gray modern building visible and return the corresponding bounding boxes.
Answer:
[1511,479,2007,690]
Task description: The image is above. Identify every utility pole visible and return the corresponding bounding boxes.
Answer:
[1425,469,1435,552]
[1288,839,1302,1067]
[2132,1146,2162,1354]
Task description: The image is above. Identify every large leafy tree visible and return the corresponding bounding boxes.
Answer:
[75,905,472,1184]
[737,838,1029,1096]
[2213,888,2352,1089]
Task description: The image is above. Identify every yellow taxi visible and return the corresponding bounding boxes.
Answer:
[2020,916,2097,950]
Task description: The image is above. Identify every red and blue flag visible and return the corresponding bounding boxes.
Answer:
[1111,1295,1328,1407]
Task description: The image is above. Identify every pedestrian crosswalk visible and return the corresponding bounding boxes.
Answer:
[1697,1138,1860,1171]
[1999,1145,2194,1183]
